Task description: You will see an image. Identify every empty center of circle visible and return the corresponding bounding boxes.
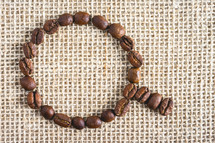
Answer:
[35,25,127,116]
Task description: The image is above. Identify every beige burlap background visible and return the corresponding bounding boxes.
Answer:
[0,0,214,142]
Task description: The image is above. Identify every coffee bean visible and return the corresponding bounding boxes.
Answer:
[135,87,151,103]
[101,109,115,122]
[109,23,125,39]
[123,83,137,99]
[41,105,55,120]
[147,93,163,110]
[31,28,44,45]
[127,51,143,68]
[58,13,73,26]
[23,42,37,59]
[20,76,36,91]
[86,116,102,128]
[54,113,71,128]
[92,15,109,30]
[120,36,134,51]
[114,98,130,116]
[72,116,85,130]
[27,90,42,109]
[19,58,33,76]
[159,98,173,116]
[43,19,60,34]
[74,12,90,25]
[127,67,141,83]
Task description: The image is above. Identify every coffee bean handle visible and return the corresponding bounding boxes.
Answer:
[19,12,173,130]
[147,95,173,116]
[122,84,174,116]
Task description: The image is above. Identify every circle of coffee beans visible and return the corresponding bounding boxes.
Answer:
[19,12,173,130]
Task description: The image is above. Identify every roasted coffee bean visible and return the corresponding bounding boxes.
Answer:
[58,13,73,26]
[19,58,33,76]
[114,98,130,116]
[92,15,109,30]
[159,98,173,116]
[41,105,55,120]
[127,67,141,83]
[135,87,151,103]
[54,113,71,128]
[43,19,60,34]
[72,116,85,130]
[27,90,42,109]
[147,93,163,110]
[101,109,115,122]
[74,12,90,25]
[127,51,143,68]
[109,23,125,39]
[31,28,44,45]
[86,116,102,128]
[23,42,37,59]
[20,76,36,91]
[120,36,134,51]
[123,83,137,99]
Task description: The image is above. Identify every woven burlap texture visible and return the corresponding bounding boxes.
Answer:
[0,0,214,142]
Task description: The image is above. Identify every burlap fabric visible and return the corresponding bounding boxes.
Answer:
[0,0,214,142]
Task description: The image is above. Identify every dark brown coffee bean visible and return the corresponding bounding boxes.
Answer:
[128,51,143,68]
[86,116,102,128]
[123,83,137,99]
[120,36,134,51]
[74,12,90,25]
[23,42,37,59]
[101,109,115,122]
[31,28,44,45]
[20,76,36,91]
[159,98,173,116]
[27,90,42,109]
[72,116,85,130]
[135,87,151,103]
[128,67,141,83]
[109,23,125,39]
[54,113,71,128]
[19,58,33,76]
[147,93,163,110]
[114,98,130,116]
[92,15,109,30]
[58,13,73,26]
[43,19,60,34]
[41,105,55,120]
